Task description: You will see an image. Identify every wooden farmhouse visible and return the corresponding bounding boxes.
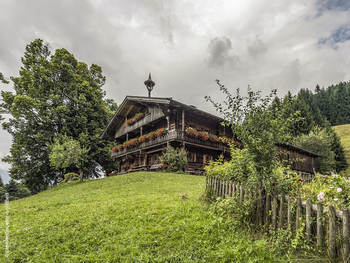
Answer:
[100,95,234,174]
[101,75,319,176]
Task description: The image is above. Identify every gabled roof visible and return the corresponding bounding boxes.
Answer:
[278,143,322,157]
[100,96,224,140]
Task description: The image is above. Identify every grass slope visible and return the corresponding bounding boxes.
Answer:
[333,124,350,174]
[0,172,275,262]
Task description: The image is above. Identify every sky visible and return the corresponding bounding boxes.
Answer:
[1,0,350,172]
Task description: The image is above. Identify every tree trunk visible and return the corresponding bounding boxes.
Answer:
[79,168,83,182]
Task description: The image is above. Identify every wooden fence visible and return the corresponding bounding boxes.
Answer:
[206,175,350,261]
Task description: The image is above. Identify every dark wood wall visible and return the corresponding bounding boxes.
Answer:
[278,144,317,174]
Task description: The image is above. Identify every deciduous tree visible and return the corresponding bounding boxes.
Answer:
[0,39,117,193]
[50,135,89,182]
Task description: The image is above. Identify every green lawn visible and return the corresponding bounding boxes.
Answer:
[333,124,350,175]
[0,172,275,262]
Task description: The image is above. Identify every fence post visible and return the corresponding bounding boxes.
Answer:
[230,182,233,197]
[317,201,323,247]
[343,208,349,261]
[272,192,277,229]
[278,192,285,229]
[287,195,291,229]
[329,205,336,258]
[296,197,301,231]
[306,199,312,243]
[240,185,244,203]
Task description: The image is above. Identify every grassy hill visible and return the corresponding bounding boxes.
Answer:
[333,124,350,174]
[0,172,275,262]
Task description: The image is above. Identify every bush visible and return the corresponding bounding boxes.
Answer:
[160,146,188,172]
[63,172,80,183]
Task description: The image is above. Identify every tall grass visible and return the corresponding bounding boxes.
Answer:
[0,172,276,262]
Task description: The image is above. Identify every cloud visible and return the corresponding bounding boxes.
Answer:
[205,36,239,68]
[318,25,350,49]
[317,0,350,12]
[247,36,267,59]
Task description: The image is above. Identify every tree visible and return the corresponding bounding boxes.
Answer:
[327,126,348,172]
[0,179,31,203]
[0,72,9,84]
[159,146,188,172]
[50,135,89,182]
[205,80,297,193]
[0,39,117,193]
[293,127,335,174]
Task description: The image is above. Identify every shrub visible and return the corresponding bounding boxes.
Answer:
[63,172,80,183]
[160,146,188,172]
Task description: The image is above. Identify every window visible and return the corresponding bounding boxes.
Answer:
[188,152,194,162]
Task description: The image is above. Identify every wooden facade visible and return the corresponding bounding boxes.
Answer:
[277,143,320,175]
[101,96,319,175]
[101,96,233,174]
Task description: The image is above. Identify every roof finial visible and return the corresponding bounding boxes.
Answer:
[144,73,155,97]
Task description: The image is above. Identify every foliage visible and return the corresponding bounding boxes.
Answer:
[0,72,9,84]
[205,80,297,193]
[185,127,242,147]
[62,172,80,183]
[160,146,188,172]
[0,179,31,202]
[50,135,89,182]
[0,172,278,262]
[0,39,117,193]
[293,126,335,174]
[121,164,129,171]
[275,90,347,173]
[112,128,167,152]
[333,124,350,174]
[125,112,145,126]
[328,126,348,172]
[314,81,350,126]
[295,173,350,210]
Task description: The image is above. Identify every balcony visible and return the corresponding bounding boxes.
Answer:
[111,129,231,158]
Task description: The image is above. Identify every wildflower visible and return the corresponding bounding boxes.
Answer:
[298,178,303,182]
[337,188,343,193]
[334,198,339,201]
[317,192,324,201]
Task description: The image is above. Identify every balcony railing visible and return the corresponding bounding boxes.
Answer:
[111,129,230,158]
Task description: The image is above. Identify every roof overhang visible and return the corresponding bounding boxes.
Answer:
[100,96,225,141]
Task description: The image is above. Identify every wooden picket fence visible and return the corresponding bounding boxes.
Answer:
[206,175,350,261]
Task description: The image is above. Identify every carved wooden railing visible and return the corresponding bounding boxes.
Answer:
[111,130,230,157]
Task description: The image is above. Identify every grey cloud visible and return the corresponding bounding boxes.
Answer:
[317,0,350,12]
[158,15,174,46]
[279,59,301,90]
[205,36,239,68]
[247,36,267,59]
